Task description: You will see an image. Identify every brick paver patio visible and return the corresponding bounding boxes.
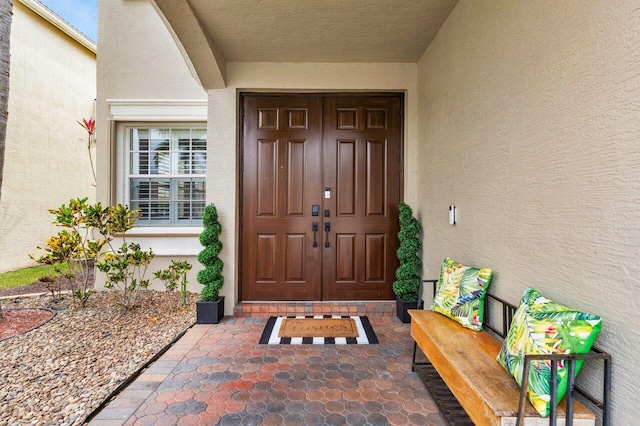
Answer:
[89,315,446,426]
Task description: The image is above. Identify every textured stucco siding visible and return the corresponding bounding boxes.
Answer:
[208,62,418,313]
[97,0,206,101]
[97,1,640,420]
[416,1,640,423]
[95,0,208,291]
[0,1,96,272]
[96,3,419,308]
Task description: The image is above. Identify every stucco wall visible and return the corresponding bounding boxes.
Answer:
[97,63,418,311]
[0,1,96,272]
[95,0,208,290]
[209,62,418,313]
[416,1,640,423]
[95,1,419,308]
[96,0,206,102]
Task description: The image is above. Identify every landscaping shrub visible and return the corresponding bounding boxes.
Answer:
[154,260,192,309]
[33,198,154,309]
[32,198,109,307]
[96,204,155,310]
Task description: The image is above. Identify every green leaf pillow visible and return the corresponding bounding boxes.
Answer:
[430,257,493,331]
[496,287,602,417]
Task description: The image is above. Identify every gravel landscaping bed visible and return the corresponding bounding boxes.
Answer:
[0,290,197,426]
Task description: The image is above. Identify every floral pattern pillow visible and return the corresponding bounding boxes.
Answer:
[430,257,493,331]
[496,287,602,417]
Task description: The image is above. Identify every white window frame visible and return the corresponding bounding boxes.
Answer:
[108,100,208,236]
[116,121,207,229]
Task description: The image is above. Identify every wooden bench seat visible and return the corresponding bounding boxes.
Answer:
[409,309,596,426]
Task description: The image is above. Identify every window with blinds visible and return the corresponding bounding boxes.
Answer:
[128,127,206,225]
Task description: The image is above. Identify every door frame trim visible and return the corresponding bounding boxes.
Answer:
[237,92,405,302]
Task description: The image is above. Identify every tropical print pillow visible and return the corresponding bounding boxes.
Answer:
[430,257,493,331]
[496,287,602,417]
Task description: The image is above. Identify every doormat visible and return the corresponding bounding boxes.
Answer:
[259,315,378,345]
[280,317,358,338]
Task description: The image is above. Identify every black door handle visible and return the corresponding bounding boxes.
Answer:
[324,222,330,247]
[312,222,318,247]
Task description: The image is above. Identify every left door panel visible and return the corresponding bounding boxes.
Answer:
[241,96,323,300]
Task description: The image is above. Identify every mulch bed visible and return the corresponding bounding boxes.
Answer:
[0,282,66,297]
[0,308,54,340]
[0,273,94,341]
[0,267,94,298]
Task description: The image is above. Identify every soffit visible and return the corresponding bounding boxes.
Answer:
[188,0,458,63]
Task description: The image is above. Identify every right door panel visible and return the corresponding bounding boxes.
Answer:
[321,97,401,300]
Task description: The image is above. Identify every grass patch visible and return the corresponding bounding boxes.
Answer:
[0,264,69,290]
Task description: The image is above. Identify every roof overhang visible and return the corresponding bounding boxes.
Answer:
[150,0,458,89]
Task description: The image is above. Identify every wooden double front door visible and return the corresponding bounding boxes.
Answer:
[241,94,402,301]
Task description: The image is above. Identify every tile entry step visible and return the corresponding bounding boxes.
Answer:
[233,301,396,317]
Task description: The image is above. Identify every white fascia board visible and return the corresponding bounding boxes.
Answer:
[106,99,208,121]
[18,0,97,54]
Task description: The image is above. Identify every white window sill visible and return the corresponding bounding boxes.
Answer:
[152,249,201,257]
[119,227,204,237]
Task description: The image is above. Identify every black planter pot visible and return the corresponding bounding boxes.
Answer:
[396,297,418,323]
[196,296,225,324]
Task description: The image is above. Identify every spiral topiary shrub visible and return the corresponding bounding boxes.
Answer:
[197,204,224,302]
[393,202,423,301]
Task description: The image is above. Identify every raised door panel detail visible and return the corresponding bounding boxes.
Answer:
[337,109,358,130]
[258,108,279,129]
[337,140,356,216]
[256,234,276,281]
[243,95,323,301]
[366,139,387,216]
[365,234,386,282]
[366,109,387,129]
[287,140,306,216]
[257,139,278,216]
[285,234,305,282]
[287,109,308,129]
[336,234,356,281]
[321,96,401,301]
[244,95,400,302]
